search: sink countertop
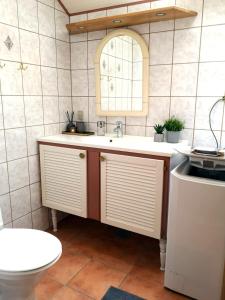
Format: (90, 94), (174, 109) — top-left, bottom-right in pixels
(38, 134), (189, 157)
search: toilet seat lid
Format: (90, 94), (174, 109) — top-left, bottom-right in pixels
(0, 229), (62, 272)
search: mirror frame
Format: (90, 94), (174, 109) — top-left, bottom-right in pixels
(95, 29), (149, 116)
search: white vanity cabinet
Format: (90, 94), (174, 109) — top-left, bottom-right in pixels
(100, 153), (164, 239)
(40, 144), (87, 219)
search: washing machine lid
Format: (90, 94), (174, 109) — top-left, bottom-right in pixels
(0, 229), (62, 272)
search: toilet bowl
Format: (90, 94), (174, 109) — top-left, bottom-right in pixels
(0, 228), (62, 300)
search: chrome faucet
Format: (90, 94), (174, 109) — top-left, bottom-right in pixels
(113, 121), (123, 138)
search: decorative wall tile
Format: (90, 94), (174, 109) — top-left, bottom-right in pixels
(22, 65), (42, 96)
(13, 213), (32, 229)
(149, 65), (172, 96)
(125, 125), (146, 136)
(0, 130), (6, 163)
(18, 0), (38, 33)
(193, 129), (221, 148)
(88, 30), (106, 41)
(70, 32), (87, 43)
(41, 67), (58, 96)
(28, 155), (40, 184)
(2, 96), (25, 129)
(55, 10), (69, 42)
(8, 158), (29, 191)
(56, 40), (71, 69)
(0, 23), (20, 61)
(0, 163), (9, 195)
(20, 30), (40, 64)
(40, 35), (57, 67)
(10, 186), (31, 220)
(151, 0), (175, 8)
(170, 97), (196, 128)
(147, 97), (170, 126)
(72, 97), (89, 122)
(59, 97), (72, 122)
(203, 0), (225, 26)
(150, 31), (173, 65)
(150, 20), (174, 33)
(0, 0), (18, 26)
(30, 182), (42, 211)
(5, 128), (27, 161)
(88, 69), (96, 97)
(72, 70), (88, 96)
(88, 40), (100, 69)
(71, 42), (87, 70)
(24, 96), (44, 126)
(43, 96), (59, 124)
(88, 97), (106, 123)
(173, 28), (201, 63)
(44, 123), (60, 136)
(0, 194), (11, 224)
(26, 125), (44, 155)
(38, 2), (55, 38)
(0, 99), (3, 129)
(197, 62), (225, 97)
(32, 207), (49, 230)
(195, 97), (224, 130)
(0, 62), (23, 95)
(200, 25), (225, 62)
(171, 63), (198, 96)
(58, 69), (71, 96)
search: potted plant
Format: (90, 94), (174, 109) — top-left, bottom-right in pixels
(153, 124), (165, 142)
(164, 117), (185, 143)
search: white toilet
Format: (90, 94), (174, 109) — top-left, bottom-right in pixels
(0, 209), (62, 300)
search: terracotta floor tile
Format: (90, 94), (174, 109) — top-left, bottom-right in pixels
(47, 252), (90, 285)
(68, 260), (126, 299)
(120, 274), (163, 299)
(95, 239), (138, 273)
(120, 275), (189, 300)
(35, 275), (63, 300)
(52, 286), (93, 300)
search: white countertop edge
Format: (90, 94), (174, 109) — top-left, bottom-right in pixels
(38, 134), (189, 158)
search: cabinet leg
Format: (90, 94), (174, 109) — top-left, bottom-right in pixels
(159, 239), (166, 271)
(51, 209), (58, 232)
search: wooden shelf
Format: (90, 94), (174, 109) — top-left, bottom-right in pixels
(66, 6), (197, 34)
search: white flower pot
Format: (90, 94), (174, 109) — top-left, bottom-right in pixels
(166, 131), (181, 143)
(154, 133), (164, 142)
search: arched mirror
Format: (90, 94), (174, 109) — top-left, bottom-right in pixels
(95, 29), (149, 116)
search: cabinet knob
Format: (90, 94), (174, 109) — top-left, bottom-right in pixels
(79, 153), (85, 159)
(100, 156), (106, 162)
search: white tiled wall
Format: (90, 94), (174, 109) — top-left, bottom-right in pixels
(70, 0), (225, 147)
(0, 0), (71, 229)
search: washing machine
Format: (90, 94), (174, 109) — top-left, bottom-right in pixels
(164, 153), (225, 300)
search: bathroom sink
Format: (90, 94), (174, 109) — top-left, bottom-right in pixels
(38, 134), (189, 157)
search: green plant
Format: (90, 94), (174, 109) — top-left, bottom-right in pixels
(154, 124), (164, 134)
(164, 117), (185, 132)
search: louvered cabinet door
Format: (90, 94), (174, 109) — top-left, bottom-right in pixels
(101, 153), (164, 239)
(40, 145), (87, 218)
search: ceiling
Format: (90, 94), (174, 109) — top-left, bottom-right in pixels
(60, 0), (149, 14)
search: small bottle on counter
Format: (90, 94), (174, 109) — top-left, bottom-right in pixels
(97, 121), (106, 136)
